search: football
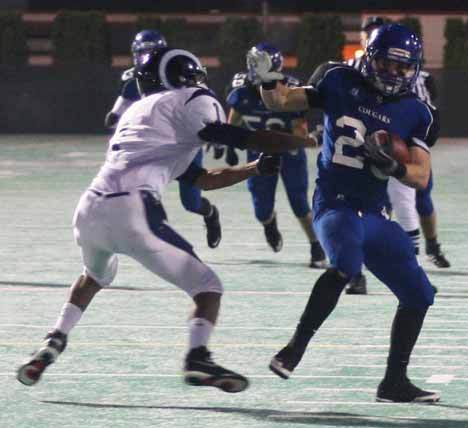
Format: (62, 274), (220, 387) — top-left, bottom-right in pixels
(371, 129), (410, 164)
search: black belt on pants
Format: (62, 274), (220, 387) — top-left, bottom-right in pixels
(89, 189), (130, 199)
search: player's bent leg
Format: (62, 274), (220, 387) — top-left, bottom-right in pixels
(247, 160), (281, 252)
(131, 193), (249, 392)
(270, 268), (349, 379)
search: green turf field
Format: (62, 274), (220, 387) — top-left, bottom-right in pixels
(1, 135), (467, 428)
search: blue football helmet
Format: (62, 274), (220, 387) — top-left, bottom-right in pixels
(131, 30), (168, 67)
(135, 48), (207, 96)
(246, 42), (284, 84)
(361, 23), (422, 96)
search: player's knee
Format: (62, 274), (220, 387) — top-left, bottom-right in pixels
(84, 256), (118, 288)
(191, 268), (223, 297)
(290, 195), (310, 218)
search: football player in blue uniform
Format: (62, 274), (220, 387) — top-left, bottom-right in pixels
(105, 30), (222, 248)
(346, 17), (450, 295)
(201, 24), (440, 403)
(225, 43), (326, 267)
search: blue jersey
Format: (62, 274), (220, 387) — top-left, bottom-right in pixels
(226, 72), (305, 134)
(118, 68), (140, 102)
(307, 63), (439, 213)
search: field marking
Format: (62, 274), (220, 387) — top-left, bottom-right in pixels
(4, 323), (468, 333)
(427, 374), (455, 384)
(5, 341), (468, 352)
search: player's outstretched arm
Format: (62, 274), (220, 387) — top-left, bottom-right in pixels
(199, 123), (318, 153)
(261, 82), (309, 112)
(194, 154), (280, 191)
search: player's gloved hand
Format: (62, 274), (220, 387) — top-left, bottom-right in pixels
(206, 143), (225, 160)
(309, 124), (324, 146)
(363, 135), (406, 178)
(256, 153), (281, 176)
(246, 47), (284, 83)
(225, 146), (239, 166)
(199, 122), (253, 150)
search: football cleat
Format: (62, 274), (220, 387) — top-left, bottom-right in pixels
(345, 273), (368, 295)
(184, 346), (249, 393)
(269, 345), (305, 379)
(17, 330), (67, 386)
(426, 243), (450, 268)
(263, 213), (283, 252)
(376, 377), (440, 403)
(310, 241), (328, 269)
(204, 205), (221, 249)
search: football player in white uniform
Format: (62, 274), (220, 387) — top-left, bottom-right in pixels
(16, 48), (281, 393)
(105, 30), (223, 250)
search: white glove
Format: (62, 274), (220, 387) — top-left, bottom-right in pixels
(246, 47), (284, 83)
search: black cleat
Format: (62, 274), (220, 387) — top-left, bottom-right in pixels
(426, 243), (450, 268)
(184, 346), (249, 393)
(264, 213), (283, 252)
(204, 205), (221, 249)
(345, 273), (367, 295)
(17, 330), (67, 386)
(269, 345), (304, 379)
(376, 377), (440, 403)
(310, 241), (328, 268)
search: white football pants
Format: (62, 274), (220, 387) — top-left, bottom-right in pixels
(72, 190), (223, 297)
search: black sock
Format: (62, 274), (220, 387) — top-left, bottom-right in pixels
(384, 305), (428, 381)
(199, 197), (213, 217)
(288, 269), (349, 351)
(426, 237), (439, 254)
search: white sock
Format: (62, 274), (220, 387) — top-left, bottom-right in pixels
(53, 302), (83, 335)
(188, 317), (214, 350)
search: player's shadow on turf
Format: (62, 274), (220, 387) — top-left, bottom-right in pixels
(425, 269), (468, 277)
(40, 401), (468, 427)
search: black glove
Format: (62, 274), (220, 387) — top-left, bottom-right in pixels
(198, 122), (253, 150)
(206, 143), (225, 159)
(225, 146), (239, 166)
(363, 136), (406, 179)
(256, 153), (281, 176)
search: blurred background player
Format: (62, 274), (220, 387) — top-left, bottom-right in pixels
(105, 30), (222, 249)
(16, 47), (284, 393)
(346, 16), (450, 295)
(225, 42), (326, 267)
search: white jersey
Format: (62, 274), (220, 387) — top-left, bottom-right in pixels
(91, 86), (226, 198)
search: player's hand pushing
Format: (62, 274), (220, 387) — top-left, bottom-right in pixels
(256, 153), (281, 176)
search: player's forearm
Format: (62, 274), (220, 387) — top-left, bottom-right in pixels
(398, 164), (430, 189)
(195, 163), (258, 190)
(245, 129), (316, 152)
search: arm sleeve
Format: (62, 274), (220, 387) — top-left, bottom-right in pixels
(409, 104), (440, 151)
(303, 62), (342, 109)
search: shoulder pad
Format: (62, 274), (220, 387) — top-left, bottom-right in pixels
(307, 61), (348, 86)
(121, 67), (135, 82)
